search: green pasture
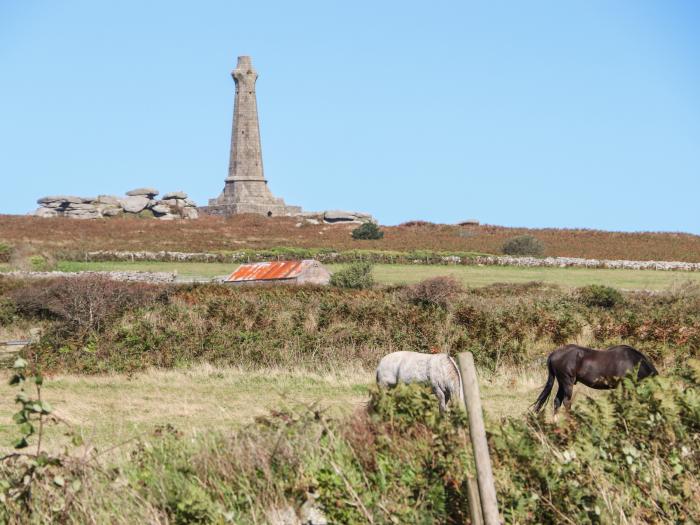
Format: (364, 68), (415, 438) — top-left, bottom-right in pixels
(35, 260), (700, 290)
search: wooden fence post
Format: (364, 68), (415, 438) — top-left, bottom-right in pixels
(466, 476), (484, 525)
(457, 352), (500, 525)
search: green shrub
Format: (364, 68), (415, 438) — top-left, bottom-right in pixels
(29, 255), (55, 271)
(329, 261), (374, 289)
(501, 235), (544, 256)
(577, 284), (624, 308)
(0, 243), (12, 263)
(351, 222), (384, 240)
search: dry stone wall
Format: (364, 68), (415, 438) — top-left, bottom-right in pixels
(34, 188), (199, 220)
(64, 250), (700, 272)
(4, 271), (177, 283)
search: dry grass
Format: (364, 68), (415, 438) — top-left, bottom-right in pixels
(0, 365), (370, 457)
(0, 364), (567, 457)
(2, 214), (700, 261)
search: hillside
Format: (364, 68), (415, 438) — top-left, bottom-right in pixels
(2, 214), (700, 262)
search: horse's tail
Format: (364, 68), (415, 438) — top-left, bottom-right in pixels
(532, 354), (556, 412)
(447, 355), (464, 405)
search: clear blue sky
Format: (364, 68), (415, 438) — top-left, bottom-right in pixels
(1, 1), (699, 233)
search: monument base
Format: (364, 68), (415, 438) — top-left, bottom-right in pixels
(198, 203), (303, 217)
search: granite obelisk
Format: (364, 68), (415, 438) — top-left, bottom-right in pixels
(204, 56), (301, 216)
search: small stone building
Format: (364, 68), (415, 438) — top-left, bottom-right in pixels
(224, 260), (331, 286)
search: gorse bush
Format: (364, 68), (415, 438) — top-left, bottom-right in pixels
(403, 276), (463, 308)
(576, 284), (624, 308)
(351, 222), (384, 240)
(501, 235), (545, 256)
(329, 261), (374, 289)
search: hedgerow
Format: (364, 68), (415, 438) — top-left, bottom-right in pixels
(0, 276), (696, 374)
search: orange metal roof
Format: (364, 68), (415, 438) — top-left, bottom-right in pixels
(225, 260), (308, 282)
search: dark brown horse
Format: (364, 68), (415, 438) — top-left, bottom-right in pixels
(533, 344), (658, 413)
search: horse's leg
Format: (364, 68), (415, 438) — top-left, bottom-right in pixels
(553, 385), (565, 413)
(562, 381), (574, 411)
(434, 387), (447, 414)
(555, 376), (575, 412)
(553, 373), (575, 414)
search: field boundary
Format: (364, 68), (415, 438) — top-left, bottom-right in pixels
(58, 249), (700, 272)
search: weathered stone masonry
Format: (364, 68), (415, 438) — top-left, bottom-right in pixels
(200, 56), (302, 217)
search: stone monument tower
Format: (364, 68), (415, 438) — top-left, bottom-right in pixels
(202, 56), (301, 217)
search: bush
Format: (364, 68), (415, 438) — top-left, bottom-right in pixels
(351, 222), (384, 240)
(11, 276), (165, 341)
(492, 363), (700, 523)
(0, 243), (12, 263)
(29, 254), (55, 271)
(329, 262), (374, 289)
(402, 276), (463, 308)
(577, 284), (623, 308)
(501, 235), (544, 256)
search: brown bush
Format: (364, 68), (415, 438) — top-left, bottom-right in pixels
(11, 276), (165, 340)
(402, 276), (463, 308)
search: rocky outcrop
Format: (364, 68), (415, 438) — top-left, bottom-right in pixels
(322, 210), (374, 224)
(34, 189), (199, 220)
(290, 211), (375, 225)
(126, 187), (159, 197)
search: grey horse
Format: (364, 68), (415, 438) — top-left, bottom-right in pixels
(375, 351), (464, 412)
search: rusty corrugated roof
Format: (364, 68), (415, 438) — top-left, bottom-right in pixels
(226, 260), (308, 282)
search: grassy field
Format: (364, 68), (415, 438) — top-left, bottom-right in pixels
(0, 365), (549, 457)
(51, 259), (700, 290)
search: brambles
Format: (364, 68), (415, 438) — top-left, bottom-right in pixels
(501, 235), (545, 257)
(329, 261), (374, 289)
(402, 276), (463, 308)
(351, 222), (384, 240)
(576, 284), (624, 308)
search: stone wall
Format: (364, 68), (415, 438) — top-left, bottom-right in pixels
(58, 250), (700, 272)
(34, 188), (199, 220)
(4, 270), (177, 283)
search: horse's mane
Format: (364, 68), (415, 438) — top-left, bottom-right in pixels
(610, 344), (650, 360)
(581, 344), (650, 362)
